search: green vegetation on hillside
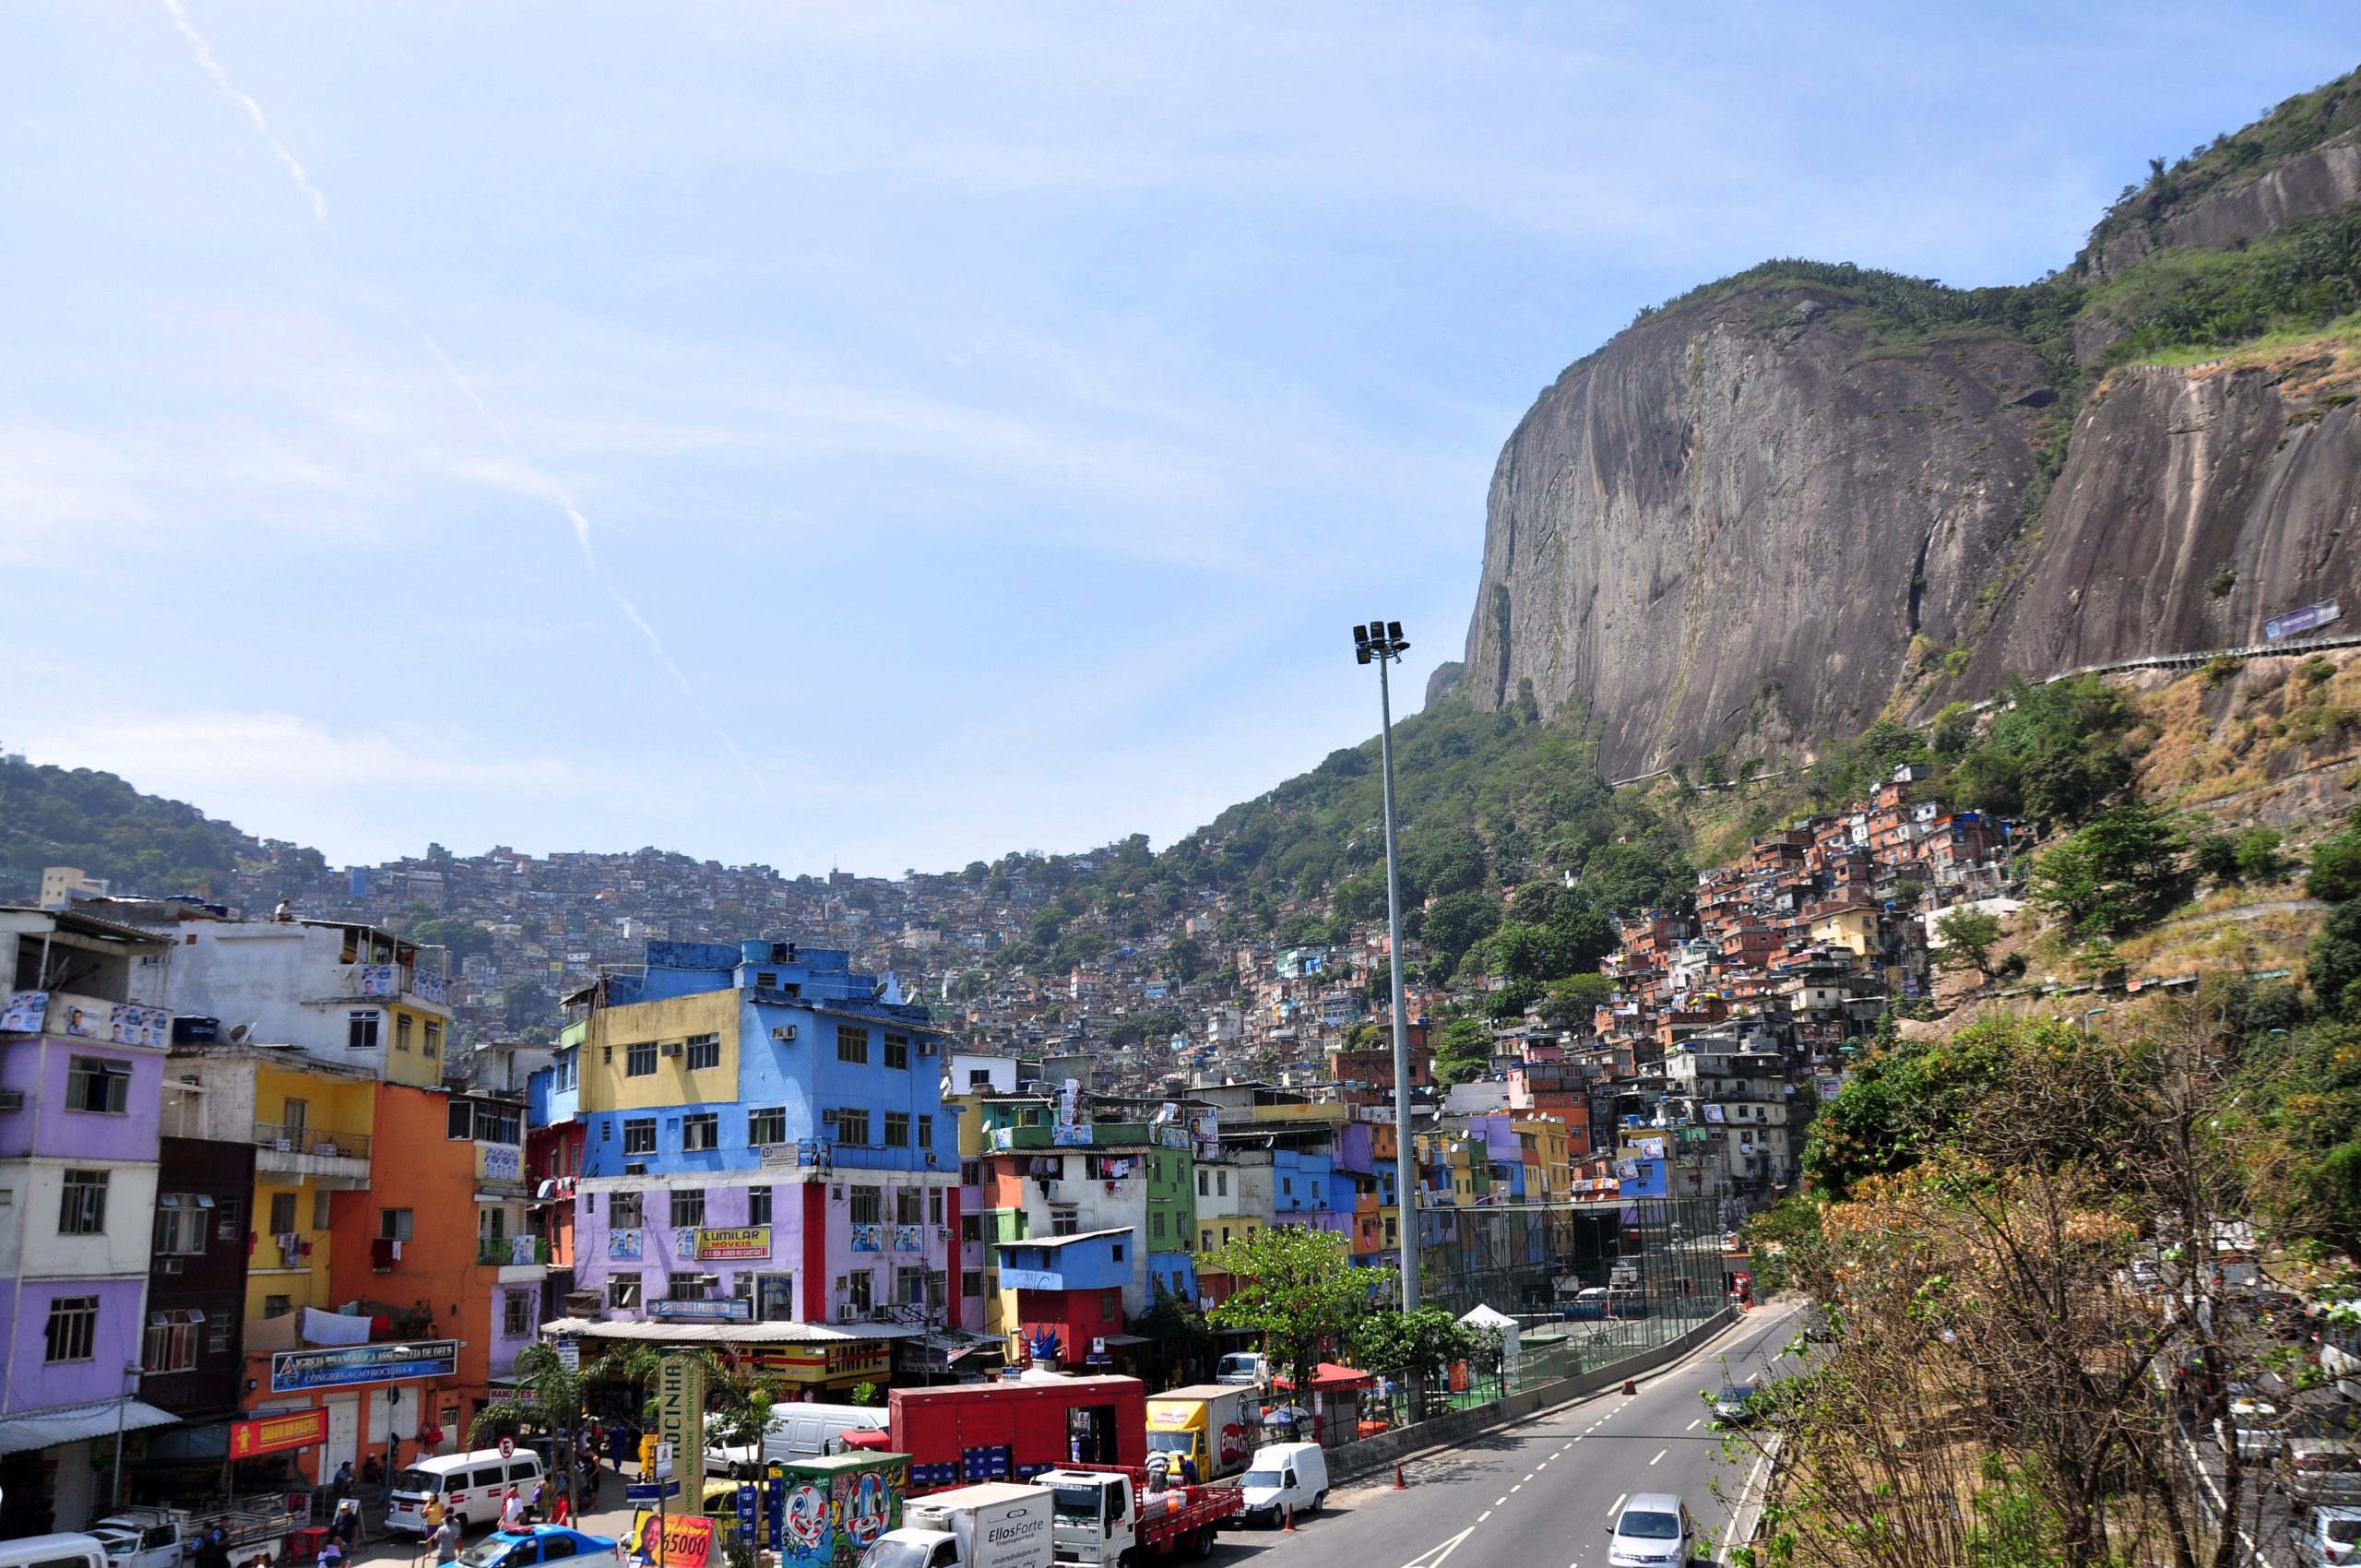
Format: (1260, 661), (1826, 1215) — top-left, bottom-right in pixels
(0, 754), (317, 904)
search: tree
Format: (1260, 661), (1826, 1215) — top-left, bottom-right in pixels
(1204, 1227), (1366, 1398)
(2309, 824), (2361, 902)
(1167, 934), (1205, 983)
(469, 1342), (588, 1517)
(608, 1345), (779, 1459)
(1430, 1015), (1494, 1087)
(1419, 890), (1501, 975)
(2027, 802), (2187, 935)
(1347, 1307), (1474, 1384)
(1536, 972), (1615, 1028)
(1932, 907), (2005, 980)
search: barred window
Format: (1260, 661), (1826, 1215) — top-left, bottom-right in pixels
(836, 1026), (869, 1064)
(59, 1169), (108, 1235)
(623, 1119), (657, 1155)
(625, 1041), (658, 1077)
(685, 1034), (721, 1072)
(65, 1057), (131, 1115)
(748, 1106), (787, 1146)
(44, 1295), (98, 1362)
(682, 1113), (719, 1152)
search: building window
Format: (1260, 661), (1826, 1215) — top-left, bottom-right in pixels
(215, 1196), (243, 1243)
(848, 1186), (881, 1225)
(267, 1191), (298, 1235)
(1101, 1289), (1120, 1322)
(153, 1197), (208, 1255)
(685, 1034), (721, 1072)
(669, 1272), (710, 1301)
(623, 1119), (657, 1155)
(208, 1319), (232, 1357)
(45, 1295), (99, 1362)
(748, 1106), (787, 1146)
(449, 1099), (476, 1139)
(1051, 1207), (1078, 1237)
(883, 1033), (908, 1071)
(65, 1057), (131, 1114)
(473, 1102), (521, 1145)
(144, 1311), (201, 1372)
(896, 1188), (923, 1226)
(262, 1295), (292, 1319)
(626, 1041), (657, 1077)
(608, 1277), (640, 1311)
(348, 1011), (380, 1051)
(961, 1214), (982, 1242)
(611, 1191), (644, 1229)
(1152, 1211), (1166, 1239)
(831, 1109), (871, 1146)
(884, 1113), (910, 1148)
(1216, 1170), (1228, 1196)
(836, 1026), (869, 1064)
(756, 1274), (793, 1321)
(423, 1022), (442, 1059)
(962, 1269), (984, 1300)
(1202, 1229), (1214, 1251)
(1197, 1170), (1209, 1196)
(1110, 1241), (1124, 1262)
(748, 1185), (772, 1225)
(503, 1290), (533, 1336)
(896, 1266), (927, 1305)
(59, 1169), (109, 1235)
(553, 1050), (577, 1092)
(682, 1113), (719, 1152)
(918, 1115), (934, 1150)
(670, 1188), (706, 1229)
(844, 1271), (873, 1314)
(929, 1188), (943, 1225)
(960, 1160), (981, 1186)
(397, 1015), (414, 1053)
(380, 1208), (414, 1241)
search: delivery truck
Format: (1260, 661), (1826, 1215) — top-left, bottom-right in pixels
(1143, 1385), (1259, 1481)
(843, 1376), (1147, 1494)
(857, 1481), (1055, 1568)
(1031, 1466), (1240, 1564)
(767, 1451), (911, 1568)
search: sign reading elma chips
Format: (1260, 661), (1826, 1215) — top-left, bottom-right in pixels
(270, 1339), (458, 1394)
(230, 1408), (330, 1459)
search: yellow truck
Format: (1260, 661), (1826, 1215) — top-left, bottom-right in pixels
(1144, 1384), (1259, 1481)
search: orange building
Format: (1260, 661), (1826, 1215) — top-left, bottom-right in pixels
(326, 1082), (544, 1454)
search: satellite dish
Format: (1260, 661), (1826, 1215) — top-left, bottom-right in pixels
(227, 1023), (252, 1044)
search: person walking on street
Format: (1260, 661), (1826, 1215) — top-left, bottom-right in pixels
(500, 1486), (526, 1532)
(432, 1514), (460, 1568)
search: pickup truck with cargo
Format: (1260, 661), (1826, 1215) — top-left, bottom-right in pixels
(90, 1504), (298, 1568)
(856, 1482), (1055, 1568)
(1031, 1466), (1240, 1564)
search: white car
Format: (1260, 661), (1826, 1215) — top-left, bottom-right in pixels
(2302, 1505), (2361, 1566)
(1606, 1491), (1694, 1567)
(2214, 1396), (2280, 1459)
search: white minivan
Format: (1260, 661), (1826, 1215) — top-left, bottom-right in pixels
(0, 1536), (108, 1568)
(1238, 1442), (1327, 1526)
(387, 1447), (547, 1536)
(708, 1402), (894, 1475)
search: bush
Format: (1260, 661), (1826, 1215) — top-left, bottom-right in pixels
(2310, 829), (2361, 902)
(2027, 802), (2188, 935)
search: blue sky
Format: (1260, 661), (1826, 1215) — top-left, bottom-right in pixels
(5, 6), (2355, 875)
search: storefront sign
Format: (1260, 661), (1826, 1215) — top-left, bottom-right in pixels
(758, 1339), (892, 1385)
(230, 1408), (331, 1459)
(648, 1297), (752, 1323)
(694, 1226), (772, 1261)
(270, 1338), (458, 1393)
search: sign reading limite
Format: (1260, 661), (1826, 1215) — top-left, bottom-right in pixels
(656, 1353), (706, 1510)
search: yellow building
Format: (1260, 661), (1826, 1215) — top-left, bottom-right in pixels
(1809, 904), (1880, 960)
(571, 988), (741, 1111)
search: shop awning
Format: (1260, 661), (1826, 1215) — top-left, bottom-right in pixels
(0, 1398), (177, 1457)
(540, 1317), (931, 1345)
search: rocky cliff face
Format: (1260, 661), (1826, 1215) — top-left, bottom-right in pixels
(1461, 289), (2054, 778)
(1458, 83), (2361, 778)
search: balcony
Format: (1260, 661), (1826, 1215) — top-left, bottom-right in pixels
(0, 991), (171, 1046)
(254, 1121), (372, 1182)
(478, 1233), (550, 1283)
(317, 962), (449, 1011)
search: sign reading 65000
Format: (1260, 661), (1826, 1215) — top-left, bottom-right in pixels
(270, 1339), (459, 1393)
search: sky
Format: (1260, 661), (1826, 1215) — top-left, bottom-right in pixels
(4, 6), (2357, 877)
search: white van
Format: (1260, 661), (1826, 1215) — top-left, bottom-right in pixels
(0, 1535), (108, 1568)
(709, 1403), (892, 1475)
(387, 1447), (547, 1536)
(1238, 1442), (1327, 1526)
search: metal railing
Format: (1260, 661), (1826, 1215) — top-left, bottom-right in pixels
(253, 1123), (372, 1160)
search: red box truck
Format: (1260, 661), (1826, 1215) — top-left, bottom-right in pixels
(844, 1375), (1148, 1493)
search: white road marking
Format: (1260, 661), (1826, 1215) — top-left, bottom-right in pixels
(1611, 1492), (1627, 1515)
(1478, 1510), (1492, 1523)
(1536, 1458), (1550, 1468)
(1398, 1525), (1477, 1568)
(1494, 1496), (1508, 1507)
(1649, 1448), (1667, 1466)
(1686, 1419), (1700, 1431)
(1511, 1483), (1524, 1493)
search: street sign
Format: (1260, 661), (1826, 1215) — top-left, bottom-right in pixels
(625, 1481), (683, 1505)
(555, 1339), (580, 1373)
(498, 1435), (515, 1459)
(652, 1442), (674, 1479)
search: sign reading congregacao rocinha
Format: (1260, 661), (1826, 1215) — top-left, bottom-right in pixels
(270, 1339), (459, 1393)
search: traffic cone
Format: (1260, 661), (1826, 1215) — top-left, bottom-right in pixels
(1621, 1376), (1637, 1396)
(1394, 1463), (1407, 1491)
(1284, 1505), (1297, 1533)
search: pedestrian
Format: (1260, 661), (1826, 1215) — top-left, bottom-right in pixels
(548, 1489), (571, 1527)
(319, 1536), (345, 1568)
(500, 1485), (526, 1532)
(422, 1493), (445, 1533)
(607, 1424), (629, 1473)
(1178, 1453), (1199, 1486)
(191, 1526), (229, 1568)
(432, 1514), (461, 1567)
(526, 1477), (546, 1525)
(361, 1455), (383, 1492)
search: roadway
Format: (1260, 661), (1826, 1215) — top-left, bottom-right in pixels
(1206, 1301), (1802, 1568)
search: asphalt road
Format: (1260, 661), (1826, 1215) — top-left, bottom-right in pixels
(1203, 1302), (1802, 1568)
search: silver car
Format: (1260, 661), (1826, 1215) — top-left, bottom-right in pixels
(2286, 1439), (2361, 1506)
(2301, 1505), (2361, 1567)
(1606, 1491), (1694, 1568)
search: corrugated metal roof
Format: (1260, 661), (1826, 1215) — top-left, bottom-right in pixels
(540, 1318), (931, 1344)
(0, 1398), (176, 1456)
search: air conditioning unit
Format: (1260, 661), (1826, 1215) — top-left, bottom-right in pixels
(916, 1039), (938, 1056)
(156, 1257), (184, 1275)
(659, 1041), (684, 1058)
(0, 1089), (23, 1111)
(771, 1026), (798, 1043)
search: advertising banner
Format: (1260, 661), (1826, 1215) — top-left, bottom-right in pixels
(230, 1408), (330, 1458)
(270, 1339), (458, 1393)
(694, 1227), (772, 1261)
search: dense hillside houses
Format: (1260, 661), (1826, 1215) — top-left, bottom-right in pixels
(0, 760), (2028, 1531)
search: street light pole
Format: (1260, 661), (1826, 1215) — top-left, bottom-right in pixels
(1353, 620), (1421, 1314)
(113, 1360), (140, 1509)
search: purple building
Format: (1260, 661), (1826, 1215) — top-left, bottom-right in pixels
(0, 908), (174, 1536)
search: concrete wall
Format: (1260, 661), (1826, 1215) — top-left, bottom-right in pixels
(1323, 1306), (1739, 1481)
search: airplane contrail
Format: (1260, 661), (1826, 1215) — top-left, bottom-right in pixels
(160, 0), (328, 229)
(160, 1), (747, 772)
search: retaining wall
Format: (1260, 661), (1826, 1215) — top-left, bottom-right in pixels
(1324, 1305), (1743, 1479)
